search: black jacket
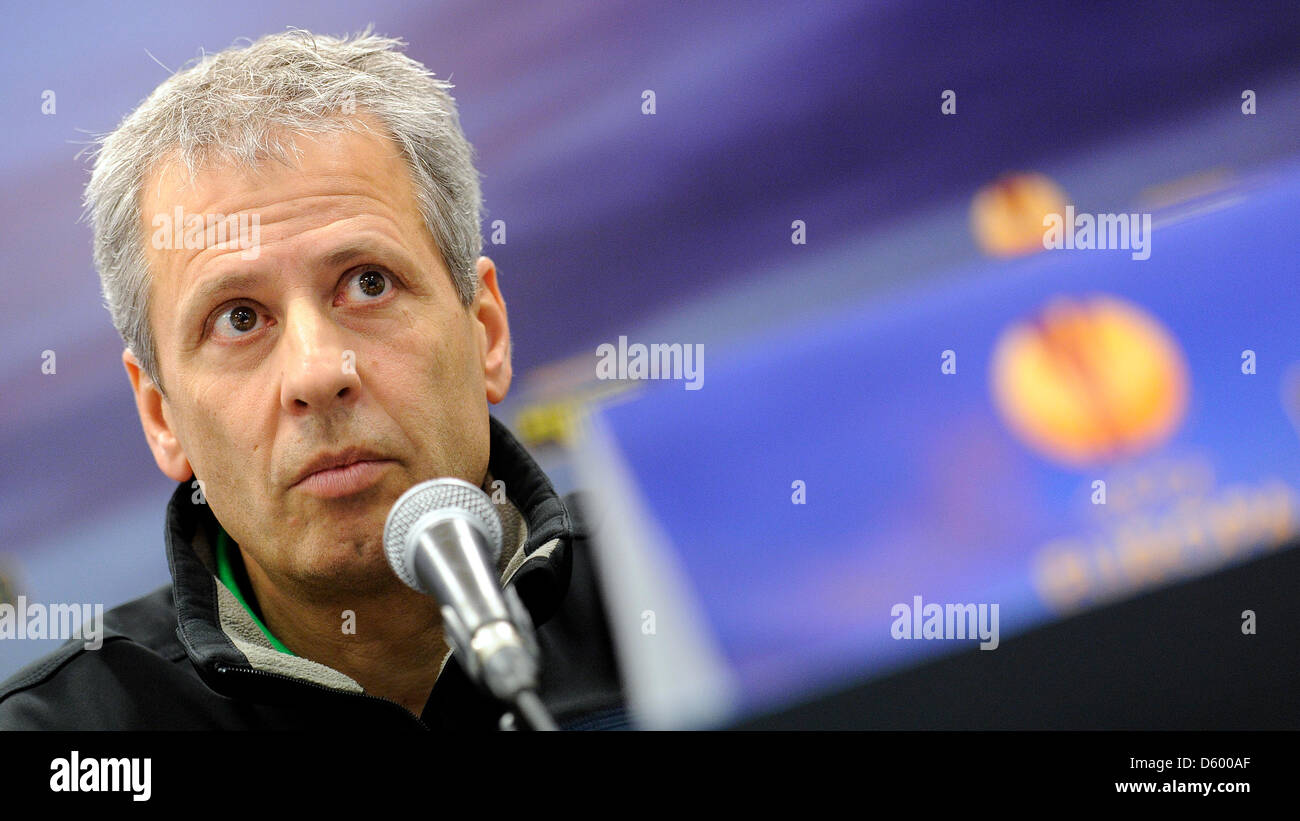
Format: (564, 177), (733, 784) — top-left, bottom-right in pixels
(0, 418), (631, 730)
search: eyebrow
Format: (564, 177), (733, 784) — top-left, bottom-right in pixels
(177, 239), (412, 337)
(320, 240), (392, 270)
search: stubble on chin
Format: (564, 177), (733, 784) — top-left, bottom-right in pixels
(280, 537), (406, 602)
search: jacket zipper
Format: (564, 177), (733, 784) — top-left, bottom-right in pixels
(213, 663), (432, 730)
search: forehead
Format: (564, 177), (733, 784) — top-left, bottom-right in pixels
(140, 118), (419, 225)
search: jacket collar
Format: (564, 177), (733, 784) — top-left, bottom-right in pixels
(164, 415), (575, 697)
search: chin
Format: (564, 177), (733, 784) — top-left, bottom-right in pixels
(294, 537), (399, 596)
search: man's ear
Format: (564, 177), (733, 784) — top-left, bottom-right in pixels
(122, 349), (193, 482)
(474, 256), (513, 404)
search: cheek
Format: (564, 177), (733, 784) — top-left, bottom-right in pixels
(371, 331), (463, 421)
(192, 380), (251, 448)
(387, 305), (477, 385)
(182, 379), (273, 496)
(371, 312), (486, 457)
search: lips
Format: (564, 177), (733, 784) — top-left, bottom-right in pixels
(291, 447), (391, 489)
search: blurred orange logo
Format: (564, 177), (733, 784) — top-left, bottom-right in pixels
(990, 294), (1189, 467)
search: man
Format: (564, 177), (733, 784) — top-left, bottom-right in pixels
(0, 29), (629, 730)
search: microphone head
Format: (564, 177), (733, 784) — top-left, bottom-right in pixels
(383, 477), (504, 594)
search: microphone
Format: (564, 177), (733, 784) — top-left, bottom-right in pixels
(383, 477), (556, 731)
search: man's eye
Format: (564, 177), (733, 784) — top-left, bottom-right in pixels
(214, 304), (264, 338)
(347, 269), (390, 300)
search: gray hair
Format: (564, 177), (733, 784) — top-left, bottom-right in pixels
(84, 27), (483, 394)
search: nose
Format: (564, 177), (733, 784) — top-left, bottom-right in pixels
(278, 299), (362, 412)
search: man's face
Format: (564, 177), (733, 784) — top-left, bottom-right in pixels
(128, 120), (510, 599)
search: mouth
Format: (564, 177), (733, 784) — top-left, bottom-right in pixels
(292, 449), (395, 499)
